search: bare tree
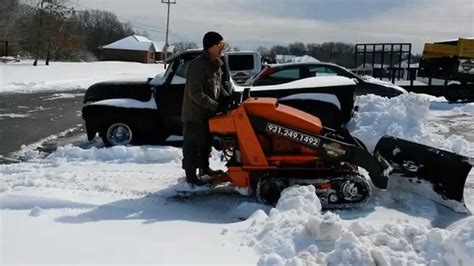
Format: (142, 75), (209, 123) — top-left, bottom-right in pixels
(70, 9), (135, 57)
(135, 30), (150, 38)
(172, 41), (198, 53)
(2, 1), (135, 62)
(0, 0), (35, 56)
(288, 42), (306, 56)
(256, 46), (270, 56)
(269, 45), (289, 57)
(29, 0), (74, 66)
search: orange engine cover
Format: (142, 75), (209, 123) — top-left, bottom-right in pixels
(210, 98), (323, 137)
(243, 98), (323, 135)
(209, 98), (325, 187)
(258, 133), (316, 156)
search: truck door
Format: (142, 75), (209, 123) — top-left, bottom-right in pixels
(156, 55), (197, 134)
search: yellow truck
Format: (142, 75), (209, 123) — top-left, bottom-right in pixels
(418, 38), (474, 101)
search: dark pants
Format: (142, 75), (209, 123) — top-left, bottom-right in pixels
(182, 121), (213, 174)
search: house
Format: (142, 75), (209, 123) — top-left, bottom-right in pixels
(152, 41), (175, 61)
(100, 35), (175, 63)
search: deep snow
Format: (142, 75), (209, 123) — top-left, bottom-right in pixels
(1, 92), (473, 264)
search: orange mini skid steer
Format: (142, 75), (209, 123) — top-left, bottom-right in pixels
(207, 97), (473, 212)
(209, 97), (389, 209)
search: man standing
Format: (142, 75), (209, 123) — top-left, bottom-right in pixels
(181, 31), (227, 186)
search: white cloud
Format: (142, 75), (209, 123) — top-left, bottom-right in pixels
(74, 0), (473, 52)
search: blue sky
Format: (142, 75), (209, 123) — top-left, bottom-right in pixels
(74, 0), (473, 53)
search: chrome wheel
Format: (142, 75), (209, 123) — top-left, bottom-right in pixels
(106, 123), (133, 146)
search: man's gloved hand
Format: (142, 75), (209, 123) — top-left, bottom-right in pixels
(216, 96), (233, 113)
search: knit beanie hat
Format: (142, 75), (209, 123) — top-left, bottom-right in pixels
(203, 31), (223, 50)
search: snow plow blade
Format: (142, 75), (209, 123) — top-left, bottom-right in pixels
(374, 136), (473, 213)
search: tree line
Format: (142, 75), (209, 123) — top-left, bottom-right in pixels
(257, 42), (355, 67)
(0, 0), (135, 65)
(1, 0), (418, 68)
(257, 42), (419, 68)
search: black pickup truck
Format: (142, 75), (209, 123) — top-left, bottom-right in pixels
(82, 50), (358, 146)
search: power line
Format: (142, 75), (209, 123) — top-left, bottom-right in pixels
(161, 0), (176, 62)
(128, 20), (191, 42)
(122, 23), (191, 43)
(70, 1), (194, 43)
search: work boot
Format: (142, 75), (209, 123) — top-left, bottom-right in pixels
(199, 167), (224, 177)
(185, 169), (208, 187)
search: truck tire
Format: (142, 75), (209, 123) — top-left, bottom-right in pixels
(101, 121), (136, 147)
(444, 84), (461, 102)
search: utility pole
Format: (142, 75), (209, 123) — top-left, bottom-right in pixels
(161, 0), (176, 64)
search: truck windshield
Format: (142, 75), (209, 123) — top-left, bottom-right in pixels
(228, 54), (254, 71)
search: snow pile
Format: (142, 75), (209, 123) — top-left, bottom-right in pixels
(350, 93), (431, 151)
(242, 186), (342, 265)
(445, 217), (474, 265)
(48, 144), (182, 163)
(349, 93), (472, 155)
(242, 186), (474, 265)
(456, 103), (474, 114)
(29, 206), (43, 217)
(291, 55), (320, 63)
(1, 144), (228, 198)
(430, 101), (474, 115)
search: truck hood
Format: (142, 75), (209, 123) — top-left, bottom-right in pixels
(83, 80), (152, 103)
(362, 75), (408, 94)
(233, 76), (356, 92)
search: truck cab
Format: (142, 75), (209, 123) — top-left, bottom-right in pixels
(225, 51), (262, 86)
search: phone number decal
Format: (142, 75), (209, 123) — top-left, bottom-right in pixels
(265, 123), (320, 147)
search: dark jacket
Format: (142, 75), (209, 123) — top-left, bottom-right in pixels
(181, 50), (224, 123)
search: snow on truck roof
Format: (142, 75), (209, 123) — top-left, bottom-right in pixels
(233, 76), (356, 92)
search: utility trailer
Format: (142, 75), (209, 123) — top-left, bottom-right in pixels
(354, 40), (474, 101)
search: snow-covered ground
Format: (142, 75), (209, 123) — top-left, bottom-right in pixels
(1, 90), (474, 264)
(0, 60), (163, 94)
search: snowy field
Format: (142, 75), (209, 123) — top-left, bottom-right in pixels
(0, 60), (163, 94)
(1, 60), (474, 265)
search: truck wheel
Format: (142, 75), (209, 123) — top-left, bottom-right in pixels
(101, 122), (134, 147)
(256, 178), (288, 205)
(445, 84), (460, 102)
